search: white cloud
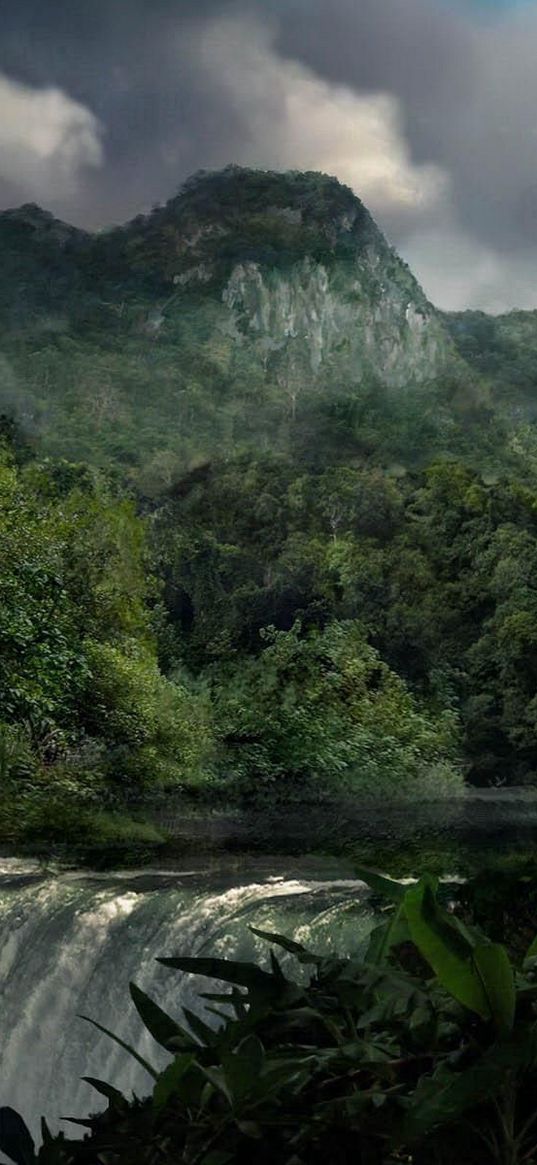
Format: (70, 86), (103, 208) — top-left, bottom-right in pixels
(192, 15), (450, 221)
(0, 72), (103, 201)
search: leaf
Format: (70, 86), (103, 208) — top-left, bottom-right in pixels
(182, 1007), (218, 1047)
(61, 1119), (95, 1130)
(270, 949), (285, 981)
(129, 982), (195, 1051)
(204, 986), (248, 1020)
(221, 1036), (265, 1105)
(524, 932), (537, 969)
(152, 1055), (194, 1111)
(472, 943), (515, 1035)
(249, 927), (323, 966)
(39, 1120), (53, 1149)
(450, 913), (485, 950)
(157, 956), (276, 993)
(354, 866), (406, 903)
(200, 1153), (234, 1165)
(258, 1054), (319, 1098)
(78, 1014), (158, 1080)
(408, 1005), (436, 1046)
(81, 1077), (126, 1105)
(236, 1120), (263, 1139)
(402, 877), (491, 1020)
(199, 1065), (232, 1106)
(364, 902), (409, 966)
(400, 1060), (501, 1143)
(204, 1005), (232, 1024)
(0, 1110), (35, 1165)
(399, 1025), (537, 1144)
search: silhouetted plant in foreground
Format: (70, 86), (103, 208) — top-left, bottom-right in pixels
(4, 870), (537, 1163)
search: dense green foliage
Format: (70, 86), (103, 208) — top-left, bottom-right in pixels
(4, 166), (537, 830)
(0, 429), (466, 834)
(0, 436), (213, 842)
(6, 870), (537, 1163)
(5, 164), (537, 1163)
(445, 308), (537, 475)
(209, 620), (460, 799)
(8, 404), (537, 826)
(153, 453), (537, 788)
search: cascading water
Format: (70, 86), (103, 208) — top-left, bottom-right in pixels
(0, 857), (377, 1138)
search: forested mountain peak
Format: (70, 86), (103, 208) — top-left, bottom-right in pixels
(117, 165), (387, 279)
(0, 166), (459, 483)
(0, 167), (535, 498)
(97, 165), (448, 386)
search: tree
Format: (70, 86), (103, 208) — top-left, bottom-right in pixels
(211, 619), (462, 800)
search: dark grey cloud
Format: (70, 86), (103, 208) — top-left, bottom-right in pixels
(1, 0), (537, 309)
(0, 0), (243, 223)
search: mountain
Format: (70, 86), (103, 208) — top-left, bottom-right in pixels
(7, 166), (537, 492)
(99, 166), (450, 389)
(0, 166), (470, 491)
(5, 168), (537, 795)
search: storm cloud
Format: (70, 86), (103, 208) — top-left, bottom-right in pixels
(1, 0), (537, 310)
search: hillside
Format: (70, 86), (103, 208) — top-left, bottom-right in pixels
(0, 166), (474, 493)
(4, 167), (537, 821)
(445, 308), (537, 474)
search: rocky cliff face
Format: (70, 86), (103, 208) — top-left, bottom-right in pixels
(222, 253), (445, 389)
(112, 166), (452, 391)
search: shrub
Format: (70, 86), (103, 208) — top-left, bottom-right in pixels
(211, 620), (463, 801)
(83, 639), (214, 791)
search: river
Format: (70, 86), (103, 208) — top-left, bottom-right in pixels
(3, 789), (537, 1142)
(0, 855), (377, 1138)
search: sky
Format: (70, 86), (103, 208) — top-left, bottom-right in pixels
(0, 0), (537, 312)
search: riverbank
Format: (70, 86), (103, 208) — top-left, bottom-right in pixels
(3, 787), (537, 874)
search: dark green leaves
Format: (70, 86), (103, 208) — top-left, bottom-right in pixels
(0, 1108), (36, 1165)
(402, 876), (515, 1032)
(364, 904), (409, 966)
(152, 1055), (194, 1112)
(219, 1036), (266, 1106)
(472, 942), (515, 1036)
(249, 927), (323, 966)
(403, 876), (491, 1019)
(129, 982), (197, 1051)
(81, 1078), (126, 1106)
(156, 956), (275, 993)
(401, 1024), (537, 1144)
(10, 869), (537, 1164)
(354, 866), (406, 903)
(78, 1014), (158, 1080)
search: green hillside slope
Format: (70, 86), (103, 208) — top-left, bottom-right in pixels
(0, 167), (478, 493)
(4, 167), (537, 835)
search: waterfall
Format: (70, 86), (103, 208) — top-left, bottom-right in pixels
(0, 857), (376, 1138)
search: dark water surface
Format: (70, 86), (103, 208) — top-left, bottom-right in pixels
(145, 788), (537, 857)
